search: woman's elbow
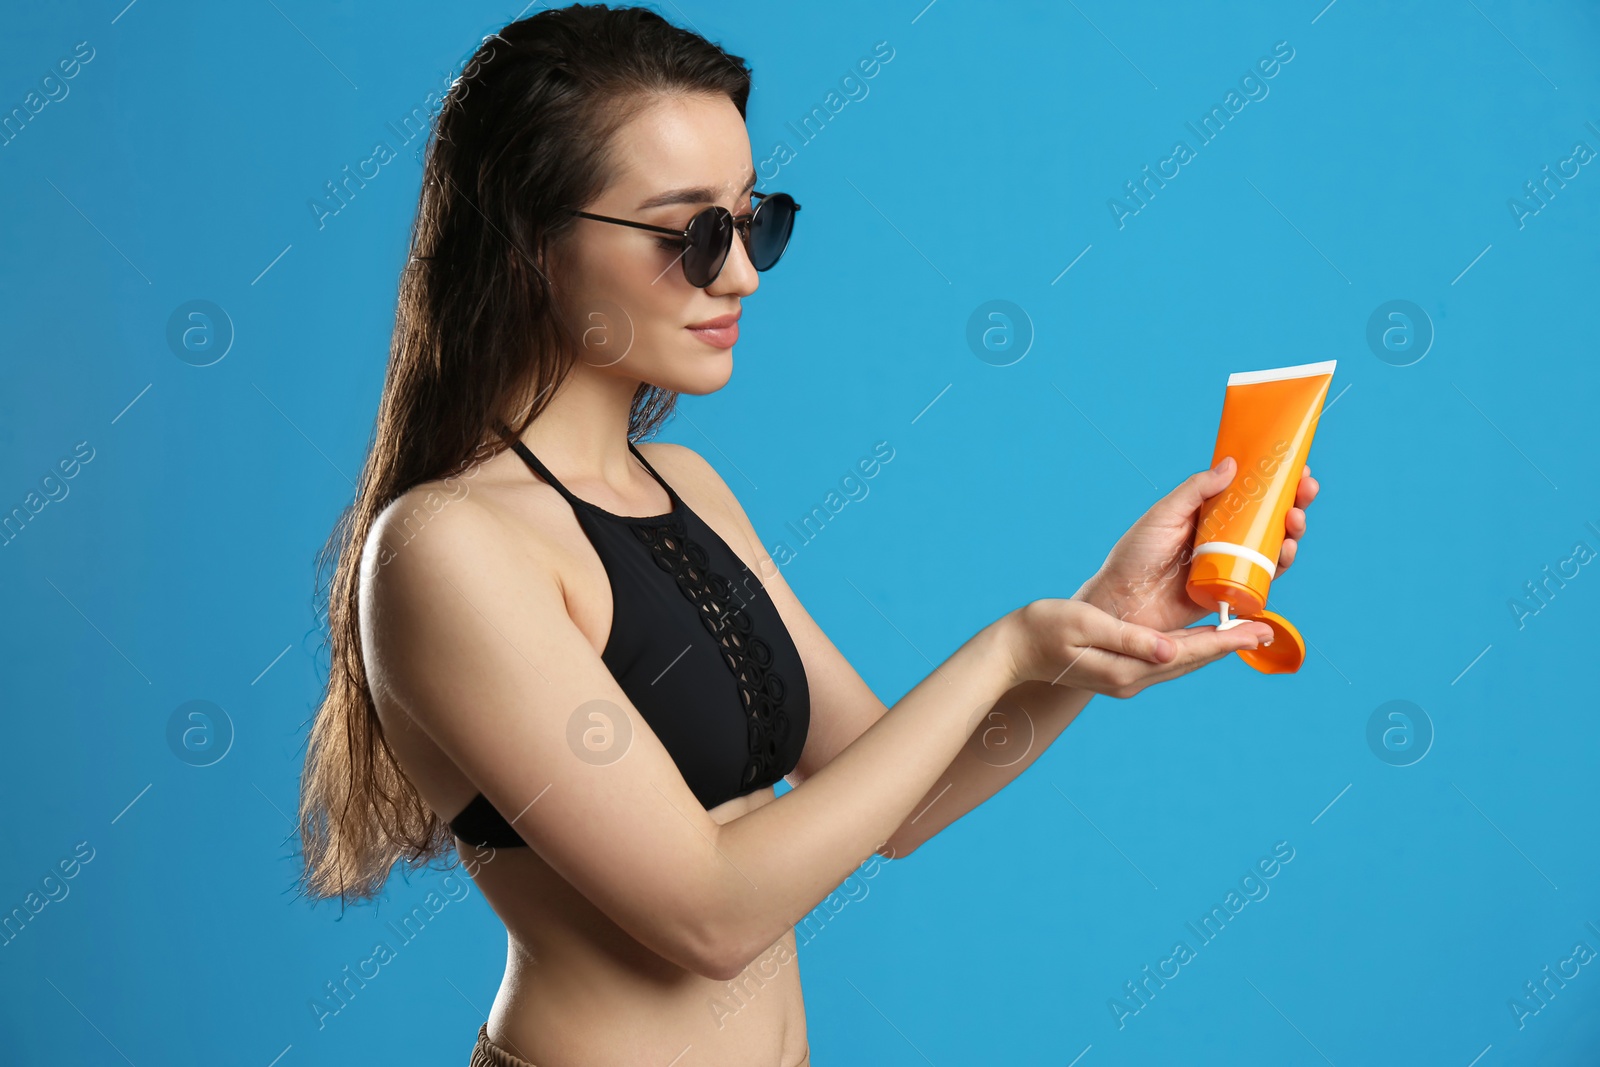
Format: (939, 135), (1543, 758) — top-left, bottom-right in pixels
(698, 952), (747, 984)
(640, 896), (741, 981)
(694, 903), (810, 982)
(677, 897), (768, 982)
(671, 922), (742, 982)
(698, 930), (764, 983)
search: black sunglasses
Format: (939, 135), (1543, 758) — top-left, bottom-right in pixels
(570, 190), (801, 288)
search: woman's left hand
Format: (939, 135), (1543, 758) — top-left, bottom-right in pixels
(1071, 456), (1321, 633)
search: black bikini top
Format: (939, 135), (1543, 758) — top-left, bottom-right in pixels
(446, 426), (811, 848)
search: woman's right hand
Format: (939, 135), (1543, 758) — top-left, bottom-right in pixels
(1003, 597), (1274, 699)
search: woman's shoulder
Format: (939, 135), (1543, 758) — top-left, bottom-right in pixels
(362, 468), (563, 595)
(634, 440), (734, 515)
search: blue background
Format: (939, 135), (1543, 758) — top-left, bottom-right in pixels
(2, 0), (1597, 1063)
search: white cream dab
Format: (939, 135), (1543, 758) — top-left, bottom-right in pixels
(1216, 601), (1272, 645)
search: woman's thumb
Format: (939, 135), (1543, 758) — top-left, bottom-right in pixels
(1170, 455), (1235, 511)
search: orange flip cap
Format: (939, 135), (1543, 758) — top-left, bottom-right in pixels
(1234, 609), (1305, 673)
(1185, 360), (1335, 675)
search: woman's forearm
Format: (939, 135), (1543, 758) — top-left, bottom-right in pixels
(708, 615), (1019, 973)
(879, 679), (1095, 857)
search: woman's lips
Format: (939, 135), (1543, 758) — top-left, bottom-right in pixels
(686, 312), (740, 349)
(686, 323), (739, 348)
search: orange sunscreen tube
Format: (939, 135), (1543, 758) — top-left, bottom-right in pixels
(1185, 359), (1336, 673)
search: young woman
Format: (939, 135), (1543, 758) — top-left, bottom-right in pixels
(294, 6), (1318, 1065)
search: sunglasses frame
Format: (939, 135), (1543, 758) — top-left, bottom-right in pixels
(570, 190), (801, 287)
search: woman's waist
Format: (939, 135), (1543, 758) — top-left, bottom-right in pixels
(490, 924), (806, 1063)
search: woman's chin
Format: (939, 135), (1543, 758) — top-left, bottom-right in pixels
(669, 356), (735, 396)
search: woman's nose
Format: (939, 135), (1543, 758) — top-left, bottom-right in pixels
(706, 228), (759, 295)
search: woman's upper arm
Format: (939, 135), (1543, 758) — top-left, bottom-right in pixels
(358, 495), (729, 977)
(652, 445), (889, 784)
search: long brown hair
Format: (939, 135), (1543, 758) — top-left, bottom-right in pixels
(294, 4), (753, 906)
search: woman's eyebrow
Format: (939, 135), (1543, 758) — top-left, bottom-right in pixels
(636, 169), (758, 210)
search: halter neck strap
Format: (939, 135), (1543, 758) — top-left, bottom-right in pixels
(492, 421), (681, 520)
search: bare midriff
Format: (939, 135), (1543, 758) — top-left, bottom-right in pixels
(462, 784), (810, 1067)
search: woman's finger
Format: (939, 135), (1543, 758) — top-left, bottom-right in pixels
(1135, 637), (1263, 687)
(1084, 610), (1177, 664)
(1053, 619), (1272, 695)
(1285, 506), (1307, 540)
(1050, 638), (1225, 692)
(1108, 622), (1273, 689)
(1162, 621), (1272, 644)
(1295, 472), (1319, 508)
(1278, 537), (1298, 571)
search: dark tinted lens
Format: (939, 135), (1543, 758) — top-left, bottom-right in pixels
(748, 193), (797, 270)
(684, 206), (733, 287)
